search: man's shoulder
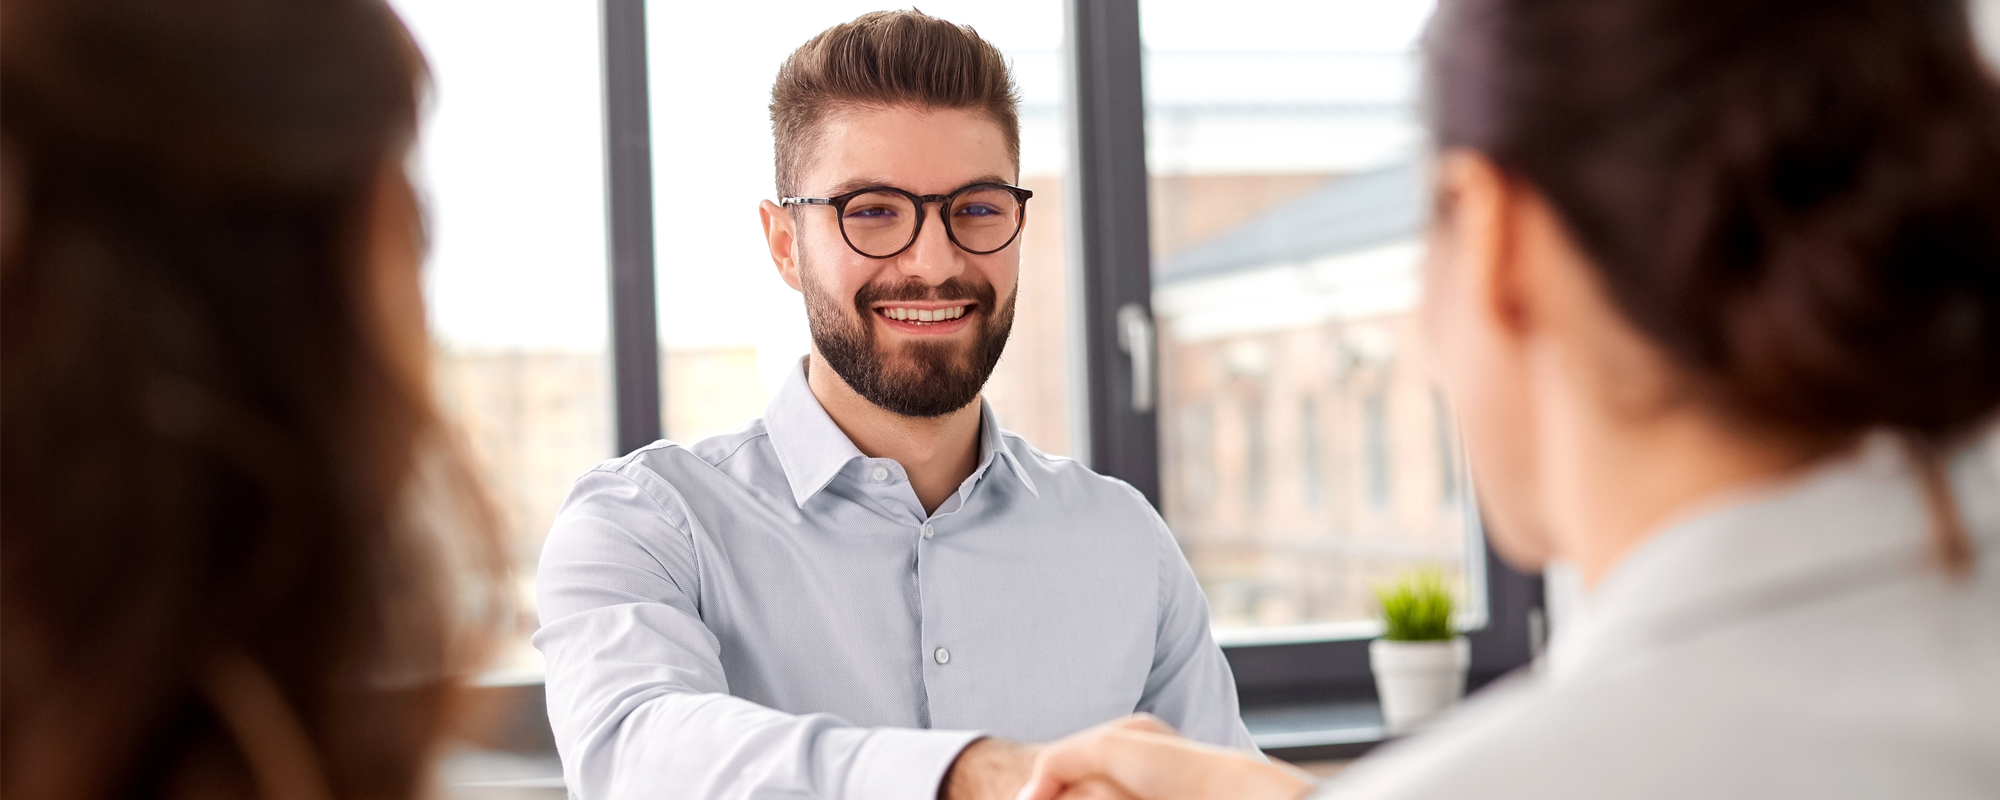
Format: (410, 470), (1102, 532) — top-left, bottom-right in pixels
(684, 418), (775, 468)
(993, 429), (1157, 513)
(570, 419), (775, 505)
(594, 419), (771, 475)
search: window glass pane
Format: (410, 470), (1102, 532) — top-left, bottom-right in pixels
(645, 2), (1074, 455)
(1142, 0), (1482, 642)
(390, 0), (611, 673)
(1980, 0), (2000, 68)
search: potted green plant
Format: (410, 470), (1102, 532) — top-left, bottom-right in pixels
(1369, 570), (1470, 735)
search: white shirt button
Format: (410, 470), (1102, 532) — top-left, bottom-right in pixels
(934, 647), (950, 665)
(921, 522), (934, 540)
(870, 466), (889, 481)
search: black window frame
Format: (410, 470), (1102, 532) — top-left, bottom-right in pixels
(599, 0), (1545, 758)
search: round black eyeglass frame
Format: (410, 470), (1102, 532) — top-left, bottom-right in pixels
(779, 182), (1034, 259)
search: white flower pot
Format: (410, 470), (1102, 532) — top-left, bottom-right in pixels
(1369, 637), (1470, 735)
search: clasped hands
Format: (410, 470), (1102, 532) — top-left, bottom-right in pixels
(945, 716), (1316, 800)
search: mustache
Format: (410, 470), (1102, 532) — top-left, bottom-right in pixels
(851, 277), (996, 309)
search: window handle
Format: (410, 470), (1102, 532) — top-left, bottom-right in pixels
(1116, 302), (1155, 413)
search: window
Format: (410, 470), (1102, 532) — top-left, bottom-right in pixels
(643, 0), (1075, 453)
(1143, 0), (1479, 642)
(1174, 404), (1216, 510)
(390, 0), (612, 677)
(1301, 397), (1322, 508)
(1243, 396), (1268, 514)
(1434, 388), (1460, 506)
(1363, 390), (1390, 511)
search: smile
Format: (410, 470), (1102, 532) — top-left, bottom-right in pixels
(874, 304), (973, 325)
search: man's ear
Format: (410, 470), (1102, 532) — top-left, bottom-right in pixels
(759, 199), (803, 292)
(1435, 149), (1532, 339)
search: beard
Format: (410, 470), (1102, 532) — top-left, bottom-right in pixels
(800, 256), (1017, 419)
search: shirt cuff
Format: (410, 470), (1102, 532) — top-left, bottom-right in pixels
(842, 727), (986, 800)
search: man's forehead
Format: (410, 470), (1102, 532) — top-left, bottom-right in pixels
(801, 106), (1018, 195)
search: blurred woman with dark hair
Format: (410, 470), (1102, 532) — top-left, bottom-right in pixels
(1, 1), (509, 798)
(1017, 0), (2000, 798)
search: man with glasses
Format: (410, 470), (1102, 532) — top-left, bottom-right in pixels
(533, 11), (1254, 800)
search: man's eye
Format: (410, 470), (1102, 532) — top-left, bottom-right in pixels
(846, 206), (899, 219)
(954, 204), (1001, 217)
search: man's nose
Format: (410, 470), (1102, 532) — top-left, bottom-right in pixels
(896, 203), (966, 285)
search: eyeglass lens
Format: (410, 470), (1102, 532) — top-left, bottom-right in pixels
(839, 186), (1023, 257)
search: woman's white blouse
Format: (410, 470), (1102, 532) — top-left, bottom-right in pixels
(1320, 435), (2000, 799)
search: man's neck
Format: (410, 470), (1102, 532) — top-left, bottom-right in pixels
(804, 352), (983, 515)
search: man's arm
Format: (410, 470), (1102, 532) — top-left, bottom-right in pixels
(1131, 504), (1258, 750)
(535, 465), (983, 800)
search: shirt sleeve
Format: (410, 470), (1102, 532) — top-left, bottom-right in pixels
(1131, 502), (1259, 751)
(532, 463), (984, 800)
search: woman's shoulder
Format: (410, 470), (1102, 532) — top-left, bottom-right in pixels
(1319, 566), (2000, 800)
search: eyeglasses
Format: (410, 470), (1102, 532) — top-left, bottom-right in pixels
(780, 182), (1034, 259)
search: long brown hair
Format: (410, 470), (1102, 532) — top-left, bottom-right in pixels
(1, 1), (508, 798)
(1425, 0), (2000, 569)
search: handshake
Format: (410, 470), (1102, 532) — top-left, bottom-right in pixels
(946, 716), (1318, 800)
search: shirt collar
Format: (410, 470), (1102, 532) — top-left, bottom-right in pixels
(764, 359), (1040, 508)
(974, 397), (1040, 499)
(765, 362), (867, 507)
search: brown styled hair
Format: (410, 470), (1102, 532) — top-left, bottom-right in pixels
(1, 1), (507, 798)
(1425, 0), (2000, 571)
(769, 9), (1022, 197)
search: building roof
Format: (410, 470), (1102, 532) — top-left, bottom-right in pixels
(1155, 160), (1425, 284)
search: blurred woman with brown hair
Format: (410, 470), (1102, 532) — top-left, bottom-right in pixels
(1017, 0), (2000, 798)
(1, 1), (509, 798)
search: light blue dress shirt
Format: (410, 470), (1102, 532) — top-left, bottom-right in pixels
(533, 362), (1252, 800)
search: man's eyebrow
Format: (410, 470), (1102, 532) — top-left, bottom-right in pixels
(820, 177), (895, 197)
(962, 174), (1013, 189)
(815, 175), (1018, 197)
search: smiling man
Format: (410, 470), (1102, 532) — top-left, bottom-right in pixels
(532, 11), (1252, 800)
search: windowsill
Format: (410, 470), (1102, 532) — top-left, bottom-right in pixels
(1215, 620), (1382, 648)
(476, 666), (548, 688)
(1214, 613), (1489, 648)
(442, 749), (564, 799)
(1242, 700), (1386, 760)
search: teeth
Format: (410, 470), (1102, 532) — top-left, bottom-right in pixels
(881, 306), (967, 324)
